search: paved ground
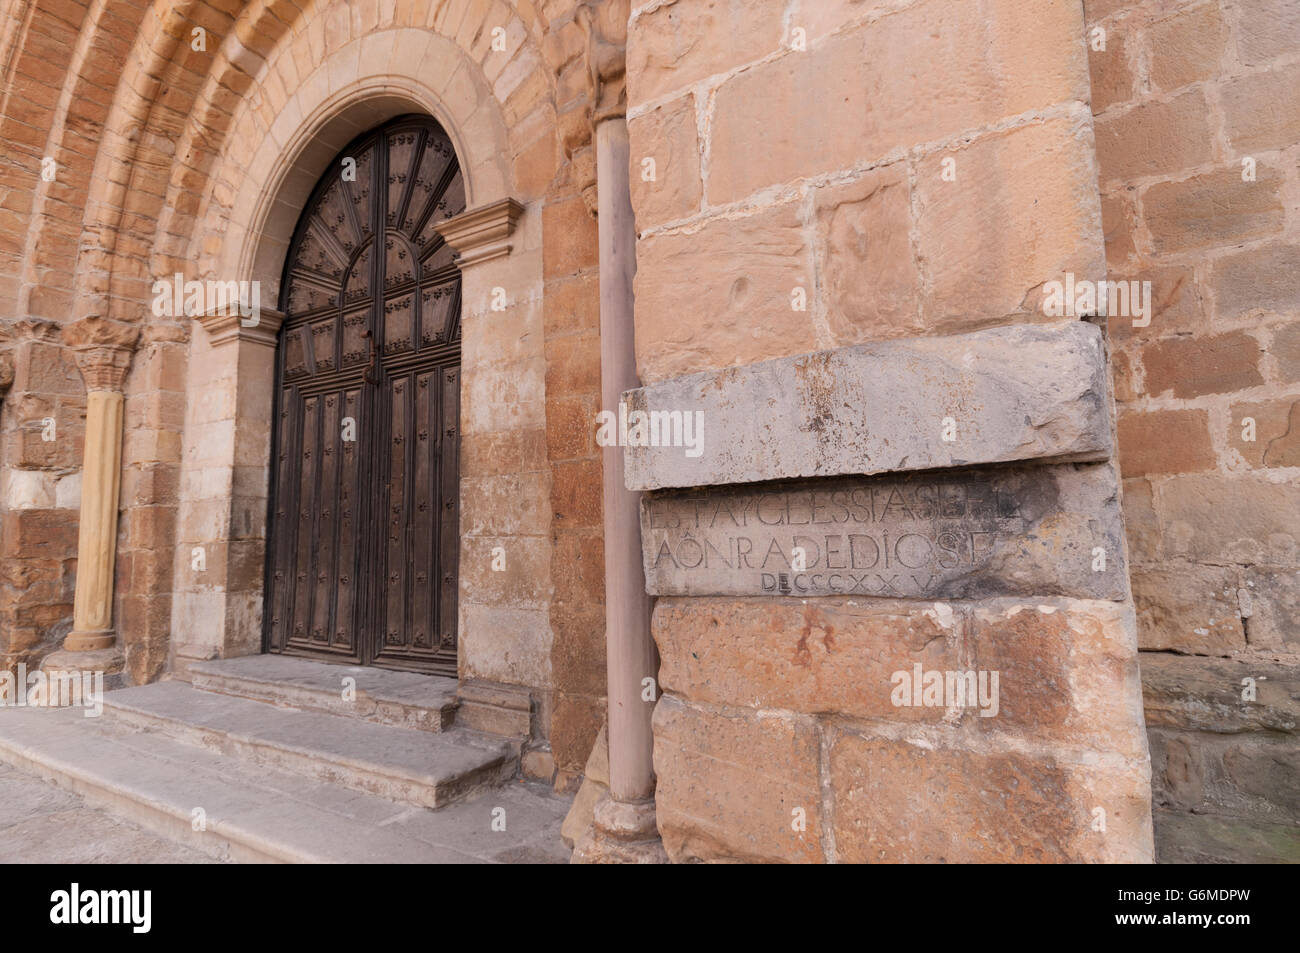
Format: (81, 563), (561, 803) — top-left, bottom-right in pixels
(0, 762), (216, 863)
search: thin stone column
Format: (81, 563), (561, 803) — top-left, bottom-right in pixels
(43, 317), (139, 681)
(571, 0), (667, 863)
(597, 116), (656, 802)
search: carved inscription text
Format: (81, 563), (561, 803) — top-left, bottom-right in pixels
(640, 465), (1127, 600)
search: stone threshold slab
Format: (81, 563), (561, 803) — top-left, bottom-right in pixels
(640, 461), (1128, 601)
(0, 708), (570, 863)
(103, 682), (514, 809)
(188, 655), (459, 733)
(624, 320), (1112, 491)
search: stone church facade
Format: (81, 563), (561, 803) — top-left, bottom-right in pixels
(0, 0), (1296, 863)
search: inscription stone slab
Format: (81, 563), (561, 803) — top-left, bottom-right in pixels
(640, 462), (1128, 600)
(623, 321), (1112, 491)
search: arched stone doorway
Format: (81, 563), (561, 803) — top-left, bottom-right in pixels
(266, 114), (467, 676)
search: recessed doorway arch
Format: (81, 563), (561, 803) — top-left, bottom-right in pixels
(265, 114), (466, 675)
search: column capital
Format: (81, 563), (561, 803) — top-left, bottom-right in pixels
(62, 317), (140, 391)
(433, 198), (524, 267)
(0, 350), (13, 399)
(198, 306), (284, 348)
(577, 0), (629, 126)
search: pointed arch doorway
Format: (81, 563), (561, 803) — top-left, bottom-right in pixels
(264, 114), (466, 676)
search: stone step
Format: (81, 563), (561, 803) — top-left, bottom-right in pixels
(0, 707), (570, 863)
(188, 655), (459, 733)
(103, 682), (516, 810)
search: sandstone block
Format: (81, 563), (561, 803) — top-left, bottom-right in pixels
(916, 118), (1105, 328)
(969, 599), (1147, 757)
(828, 730), (1152, 863)
(1120, 476), (1163, 564)
(651, 597), (962, 721)
(653, 693), (825, 863)
(1088, 27), (1135, 112)
(1228, 398), (1300, 469)
(626, 0), (786, 102)
(1147, 4), (1226, 91)
(1140, 331), (1264, 398)
(1235, 0), (1300, 65)
(1143, 167), (1285, 254)
(627, 93), (701, 229)
(625, 321), (1113, 491)
(1104, 265), (1203, 338)
(706, 0), (1087, 203)
(632, 200), (814, 383)
(1155, 472), (1300, 565)
(1222, 62), (1300, 153)
(1273, 321), (1300, 382)
(1132, 563), (1246, 656)
(1240, 567), (1300, 651)
(1094, 90), (1213, 183)
(1101, 192), (1137, 268)
(814, 164), (921, 345)
(1116, 408), (1215, 477)
(1141, 653), (1300, 734)
(1210, 242), (1300, 319)
(542, 195), (598, 278)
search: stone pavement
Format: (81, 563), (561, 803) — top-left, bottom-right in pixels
(0, 761), (214, 864)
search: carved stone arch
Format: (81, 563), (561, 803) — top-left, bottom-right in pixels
(172, 41), (535, 677)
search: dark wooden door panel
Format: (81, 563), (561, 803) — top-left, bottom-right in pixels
(266, 115), (464, 673)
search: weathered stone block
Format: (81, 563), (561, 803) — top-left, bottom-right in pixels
(828, 729), (1153, 863)
(1143, 168), (1285, 255)
(632, 200), (814, 384)
(814, 164), (921, 345)
(1222, 61), (1300, 153)
(705, 0), (1088, 203)
(1116, 408), (1215, 477)
(1241, 567), (1300, 651)
(968, 599), (1147, 757)
(625, 321), (1113, 491)
(916, 118), (1106, 328)
(1132, 563), (1246, 656)
(653, 693), (825, 863)
(1229, 398), (1300, 470)
(1156, 472), (1300, 566)
(1141, 653), (1300, 735)
(1094, 90), (1214, 184)
(641, 462), (1129, 600)
(627, 93), (701, 228)
(1211, 242), (1300, 319)
(652, 597), (962, 722)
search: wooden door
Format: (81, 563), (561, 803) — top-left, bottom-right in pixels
(265, 115), (465, 675)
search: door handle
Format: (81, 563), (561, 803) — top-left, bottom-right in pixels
(361, 329), (380, 383)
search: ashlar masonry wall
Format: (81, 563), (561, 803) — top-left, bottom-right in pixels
(625, 0), (1153, 863)
(1086, 0), (1300, 862)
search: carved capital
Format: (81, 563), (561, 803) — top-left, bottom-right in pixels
(0, 350), (13, 399)
(433, 198), (525, 266)
(577, 0), (629, 126)
(198, 307), (284, 348)
(62, 317), (140, 391)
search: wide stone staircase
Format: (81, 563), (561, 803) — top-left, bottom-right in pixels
(0, 656), (571, 862)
